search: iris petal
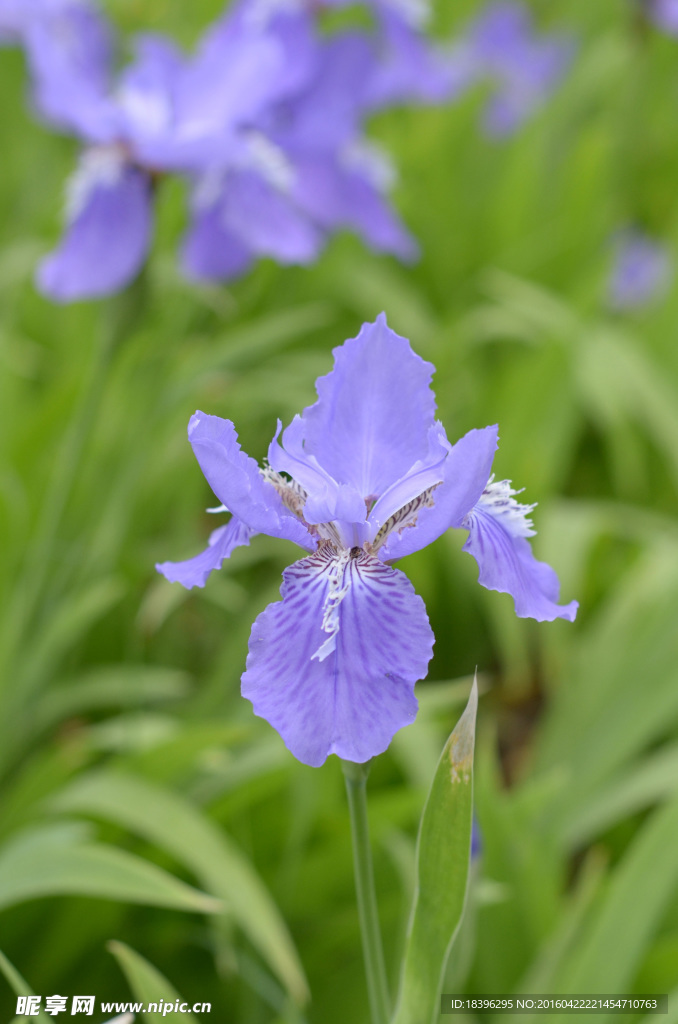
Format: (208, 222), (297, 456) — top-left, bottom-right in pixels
(242, 545), (434, 766)
(383, 424), (499, 561)
(37, 163), (152, 302)
(181, 202), (253, 283)
(298, 313), (437, 499)
(187, 412), (314, 550)
(156, 517), (252, 589)
(462, 505), (578, 622)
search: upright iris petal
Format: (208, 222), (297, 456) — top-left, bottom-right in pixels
(299, 313), (436, 497)
(158, 316), (577, 766)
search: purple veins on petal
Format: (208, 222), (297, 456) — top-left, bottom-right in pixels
(37, 156), (153, 302)
(159, 315), (577, 765)
(156, 516), (253, 589)
(241, 545), (434, 766)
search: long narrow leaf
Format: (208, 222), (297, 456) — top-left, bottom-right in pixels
(392, 679), (478, 1024)
(51, 770), (309, 1005)
(0, 829), (220, 914)
(108, 940), (196, 1023)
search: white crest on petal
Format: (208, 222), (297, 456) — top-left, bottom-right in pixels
(116, 81), (172, 137)
(312, 547), (352, 662)
(342, 139), (396, 192)
(243, 130), (295, 192)
(65, 145), (127, 222)
(245, 0), (304, 31)
(192, 168), (226, 211)
(469, 474), (536, 538)
(385, 0), (431, 29)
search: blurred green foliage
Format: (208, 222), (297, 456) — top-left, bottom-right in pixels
(1, 1), (678, 1022)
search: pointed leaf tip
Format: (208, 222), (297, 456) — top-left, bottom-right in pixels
(392, 678), (478, 1024)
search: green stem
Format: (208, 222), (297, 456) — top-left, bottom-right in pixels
(342, 759), (390, 1024)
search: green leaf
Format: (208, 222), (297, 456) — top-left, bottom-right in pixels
(51, 770), (309, 1005)
(0, 826), (220, 915)
(561, 742), (678, 848)
(0, 948), (51, 1024)
(391, 679), (478, 1024)
(35, 665), (191, 732)
(108, 940), (196, 1023)
(554, 793), (678, 993)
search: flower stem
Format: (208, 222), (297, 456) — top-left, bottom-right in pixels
(341, 759), (390, 1024)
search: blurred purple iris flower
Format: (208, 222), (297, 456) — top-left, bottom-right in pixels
(647, 0), (678, 33)
(608, 230), (672, 310)
(182, 5), (423, 283)
(14, 0), (452, 301)
(448, 1), (574, 137)
(157, 316), (577, 767)
(25, 2), (322, 300)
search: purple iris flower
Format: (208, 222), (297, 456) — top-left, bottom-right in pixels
(180, 7), (423, 284)
(22, 0), (426, 298)
(157, 316), (577, 767)
(449, 2), (574, 137)
(26, 1), (323, 299)
(608, 230), (672, 310)
(647, 0), (678, 33)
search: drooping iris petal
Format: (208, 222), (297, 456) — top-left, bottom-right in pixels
(221, 171), (322, 265)
(37, 160), (152, 302)
(461, 503), (578, 622)
(241, 546), (434, 766)
(186, 412), (314, 550)
(382, 425), (499, 561)
(292, 154), (417, 262)
(156, 517), (253, 589)
(298, 314), (436, 498)
(181, 201), (253, 282)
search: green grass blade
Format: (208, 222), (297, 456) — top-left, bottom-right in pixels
(0, 949), (51, 1024)
(51, 769), (309, 1005)
(0, 829), (220, 915)
(554, 793), (678, 992)
(108, 940), (195, 1023)
(391, 679), (478, 1024)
